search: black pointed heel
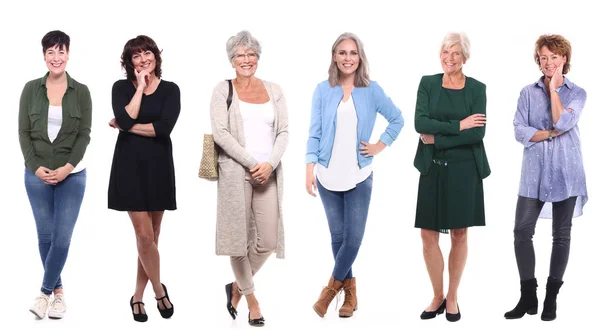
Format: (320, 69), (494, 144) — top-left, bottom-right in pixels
(225, 282), (238, 320)
(155, 283), (174, 319)
(248, 312), (265, 327)
(130, 296), (148, 322)
(420, 299), (446, 320)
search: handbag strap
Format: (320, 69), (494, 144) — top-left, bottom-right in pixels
(226, 79), (233, 111)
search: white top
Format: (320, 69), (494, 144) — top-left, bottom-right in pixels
(47, 105), (85, 174)
(239, 99), (275, 163)
(316, 95), (372, 191)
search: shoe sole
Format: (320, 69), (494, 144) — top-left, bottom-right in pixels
(29, 309), (45, 319)
(339, 306), (358, 317)
(48, 311), (65, 319)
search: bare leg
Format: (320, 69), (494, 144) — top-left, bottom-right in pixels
(246, 293), (262, 320)
(231, 282), (242, 309)
(421, 229), (445, 311)
(447, 228), (468, 314)
(129, 211), (169, 313)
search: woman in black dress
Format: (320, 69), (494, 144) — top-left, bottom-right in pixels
(108, 35), (179, 322)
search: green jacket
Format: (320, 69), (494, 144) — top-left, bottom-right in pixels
(19, 72), (92, 172)
(413, 74), (490, 179)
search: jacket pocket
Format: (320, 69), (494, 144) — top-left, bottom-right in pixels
(65, 106), (82, 134)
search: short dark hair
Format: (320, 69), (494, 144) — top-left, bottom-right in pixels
(120, 35), (162, 81)
(42, 30), (70, 53)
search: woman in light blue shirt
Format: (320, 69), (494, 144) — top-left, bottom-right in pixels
(305, 32), (403, 318)
(505, 34), (587, 322)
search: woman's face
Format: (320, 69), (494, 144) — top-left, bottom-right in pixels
(232, 46), (258, 78)
(538, 46), (566, 78)
(132, 49), (156, 74)
(440, 44), (465, 75)
(44, 45), (69, 76)
(333, 39), (360, 77)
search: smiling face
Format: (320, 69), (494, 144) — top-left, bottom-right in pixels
(44, 45), (69, 75)
(538, 45), (566, 78)
(440, 44), (465, 75)
(131, 49), (156, 74)
(334, 39), (360, 78)
(232, 46), (258, 78)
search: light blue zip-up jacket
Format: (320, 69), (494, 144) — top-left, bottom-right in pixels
(305, 80), (404, 168)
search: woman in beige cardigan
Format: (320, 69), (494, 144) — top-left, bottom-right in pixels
(210, 30), (288, 327)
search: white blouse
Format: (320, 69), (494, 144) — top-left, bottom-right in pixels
(316, 95), (372, 191)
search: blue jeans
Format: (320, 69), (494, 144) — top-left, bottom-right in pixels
(317, 173), (373, 282)
(24, 168), (86, 295)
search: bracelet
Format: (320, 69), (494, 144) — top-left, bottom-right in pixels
(548, 130), (553, 141)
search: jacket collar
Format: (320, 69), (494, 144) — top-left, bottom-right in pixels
(40, 71), (75, 90)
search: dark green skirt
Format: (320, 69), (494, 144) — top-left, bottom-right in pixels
(415, 158), (485, 233)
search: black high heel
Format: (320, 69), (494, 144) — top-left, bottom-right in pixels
(420, 299), (446, 319)
(225, 283), (238, 320)
(129, 296), (148, 322)
(248, 312), (265, 327)
(155, 283), (174, 319)
(446, 303), (461, 322)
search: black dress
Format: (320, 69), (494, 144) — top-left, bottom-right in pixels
(108, 79), (180, 211)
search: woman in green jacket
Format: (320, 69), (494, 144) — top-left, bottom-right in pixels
(19, 30), (92, 320)
(413, 32), (489, 322)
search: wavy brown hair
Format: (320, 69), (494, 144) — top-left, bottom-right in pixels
(534, 34), (571, 74)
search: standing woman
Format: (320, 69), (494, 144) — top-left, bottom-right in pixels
(306, 32), (404, 318)
(210, 30), (288, 327)
(108, 35), (179, 322)
(19, 30), (91, 319)
(505, 34), (587, 322)
(413, 32), (489, 322)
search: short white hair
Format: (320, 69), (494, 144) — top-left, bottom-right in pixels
(440, 32), (470, 61)
(226, 30), (262, 63)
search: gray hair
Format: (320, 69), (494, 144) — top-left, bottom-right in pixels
(440, 32), (471, 61)
(226, 30), (262, 63)
(328, 32), (370, 87)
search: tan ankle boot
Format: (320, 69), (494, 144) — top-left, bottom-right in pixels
(339, 277), (358, 317)
(313, 276), (344, 317)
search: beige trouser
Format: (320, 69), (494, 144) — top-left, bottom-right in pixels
(231, 171), (279, 295)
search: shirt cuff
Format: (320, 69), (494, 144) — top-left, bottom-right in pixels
(305, 154), (318, 164)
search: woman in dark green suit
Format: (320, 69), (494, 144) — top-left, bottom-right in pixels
(413, 32), (490, 322)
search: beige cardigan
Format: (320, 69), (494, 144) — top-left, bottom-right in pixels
(210, 80), (288, 259)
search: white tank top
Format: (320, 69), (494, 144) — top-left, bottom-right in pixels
(239, 99), (275, 163)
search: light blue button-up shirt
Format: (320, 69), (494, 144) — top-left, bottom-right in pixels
(513, 76), (587, 218)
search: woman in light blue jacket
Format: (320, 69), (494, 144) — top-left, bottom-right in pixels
(305, 32), (404, 318)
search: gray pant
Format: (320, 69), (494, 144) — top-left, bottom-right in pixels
(514, 196), (577, 281)
(230, 172), (278, 295)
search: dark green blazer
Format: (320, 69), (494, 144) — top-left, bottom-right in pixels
(413, 74), (490, 179)
(18, 72), (92, 172)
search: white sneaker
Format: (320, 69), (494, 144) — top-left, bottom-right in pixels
(48, 294), (67, 319)
(29, 294), (51, 319)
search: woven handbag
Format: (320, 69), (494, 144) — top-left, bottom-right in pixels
(198, 80), (233, 181)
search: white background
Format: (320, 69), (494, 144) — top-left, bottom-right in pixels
(1, 0), (598, 329)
